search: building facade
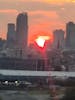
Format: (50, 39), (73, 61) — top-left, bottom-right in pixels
(53, 29), (65, 49)
(16, 12), (28, 51)
(7, 23), (16, 48)
(66, 22), (75, 49)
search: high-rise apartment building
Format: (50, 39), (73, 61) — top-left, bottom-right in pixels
(66, 22), (75, 49)
(53, 29), (65, 49)
(16, 12), (28, 51)
(7, 23), (16, 48)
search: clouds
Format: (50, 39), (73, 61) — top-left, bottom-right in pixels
(0, 9), (18, 37)
(28, 10), (61, 32)
(20, 0), (75, 4)
(28, 10), (64, 42)
(0, 9), (18, 13)
(57, 2), (75, 22)
(28, 11), (59, 22)
(0, 0), (61, 11)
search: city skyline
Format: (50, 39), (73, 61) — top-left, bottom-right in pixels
(0, 0), (75, 44)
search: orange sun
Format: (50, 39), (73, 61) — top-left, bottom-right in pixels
(35, 37), (45, 48)
(35, 36), (50, 48)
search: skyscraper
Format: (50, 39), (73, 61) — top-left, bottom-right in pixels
(16, 12), (28, 51)
(66, 22), (75, 49)
(53, 29), (65, 49)
(7, 23), (16, 48)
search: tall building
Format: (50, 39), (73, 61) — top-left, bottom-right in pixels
(53, 29), (65, 49)
(7, 23), (16, 48)
(66, 22), (75, 49)
(16, 12), (28, 51)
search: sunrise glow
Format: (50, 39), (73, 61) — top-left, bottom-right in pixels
(35, 36), (50, 48)
(0, 0), (74, 43)
(29, 0), (73, 3)
(35, 37), (45, 48)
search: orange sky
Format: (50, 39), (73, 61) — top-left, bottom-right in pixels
(0, 0), (75, 43)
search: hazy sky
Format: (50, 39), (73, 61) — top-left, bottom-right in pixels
(0, 0), (75, 43)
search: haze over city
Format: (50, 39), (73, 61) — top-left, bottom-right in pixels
(0, 0), (75, 43)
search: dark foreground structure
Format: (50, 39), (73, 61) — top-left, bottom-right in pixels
(0, 57), (45, 71)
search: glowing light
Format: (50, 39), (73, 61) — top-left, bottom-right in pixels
(35, 37), (45, 48)
(72, 0), (75, 2)
(35, 36), (50, 48)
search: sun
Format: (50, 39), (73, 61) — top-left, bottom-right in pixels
(35, 37), (45, 48)
(35, 36), (50, 48)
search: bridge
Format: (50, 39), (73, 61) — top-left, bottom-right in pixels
(0, 69), (75, 77)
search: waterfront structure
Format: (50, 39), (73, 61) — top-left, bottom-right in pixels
(53, 29), (65, 49)
(7, 23), (16, 48)
(66, 22), (75, 49)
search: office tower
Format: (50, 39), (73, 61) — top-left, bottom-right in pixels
(7, 23), (16, 48)
(53, 29), (65, 49)
(66, 22), (75, 49)
(16, 12), (28, 51)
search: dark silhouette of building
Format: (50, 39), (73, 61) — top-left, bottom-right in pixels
(0, 38), (6, 49)
(16, 12), (28, 51)
(7, 23), (16, 48)
(66, 22), (75, 49)
(53, 29), (65, 49)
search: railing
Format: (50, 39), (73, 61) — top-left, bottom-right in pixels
(0, 69), (75, 77)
